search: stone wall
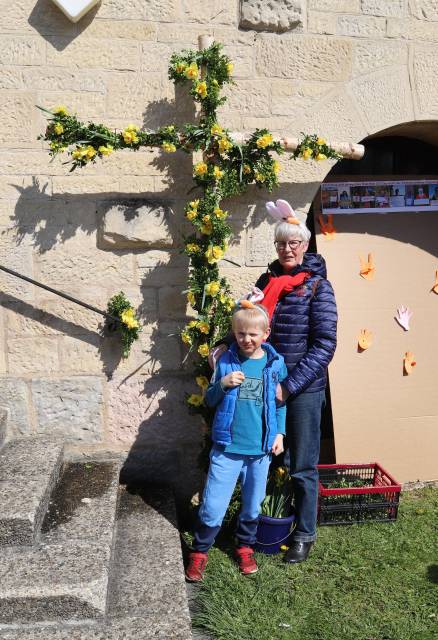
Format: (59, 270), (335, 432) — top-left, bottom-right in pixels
(0, 0), (437, 485)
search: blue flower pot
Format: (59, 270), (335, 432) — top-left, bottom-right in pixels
(254, 512), (296, 555)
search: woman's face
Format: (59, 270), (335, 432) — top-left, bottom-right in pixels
(275, 236), (309, 272)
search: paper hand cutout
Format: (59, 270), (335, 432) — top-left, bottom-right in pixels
(395, 306), (412, 331)
(432, 269), (438, 294)
(358, 329), (373, 350)
(318, 214), (336, 239)
(359, 253), (375, 280)
(403, 351), (416, 375)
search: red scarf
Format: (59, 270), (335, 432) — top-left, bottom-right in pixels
(262, 272), (311, 320)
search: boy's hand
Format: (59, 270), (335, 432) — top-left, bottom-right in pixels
(272, 434), (285, 456)
(276, 383), (290, 403)
(221, 371), (245, 388)
(208, 344), (228, 368)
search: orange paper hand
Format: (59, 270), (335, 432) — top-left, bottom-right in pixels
(358, 329), (373, 350)
(403, 351), (416, 375)
(318, 214), (336, 239)
(359, 253), (375, 280)
(432, 269), (438, 294)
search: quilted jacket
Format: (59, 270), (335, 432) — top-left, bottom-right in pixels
(254, 253), (338, 397)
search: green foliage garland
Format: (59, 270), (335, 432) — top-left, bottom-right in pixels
(106, 292), (141, 359)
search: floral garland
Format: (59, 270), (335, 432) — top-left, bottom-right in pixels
(106, 292), (141, 358)
(38, 41), (341, 432)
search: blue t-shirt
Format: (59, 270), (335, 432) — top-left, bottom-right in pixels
(224, 353), (288, 455)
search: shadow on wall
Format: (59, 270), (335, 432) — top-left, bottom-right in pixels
(28, 0), (101, 51)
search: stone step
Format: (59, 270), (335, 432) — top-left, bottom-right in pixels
(0, 460), (121, 625)
(0, 408), (7, 449)
(0, 437), (64, 545)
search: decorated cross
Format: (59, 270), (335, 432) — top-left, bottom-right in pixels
(38, 35), (364, 422)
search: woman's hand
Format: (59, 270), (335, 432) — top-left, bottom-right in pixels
(276, 383), (290, 403)
(208, 343), (228, 369)
(271, 434), (285, 456)
(221, 372), (245, 388)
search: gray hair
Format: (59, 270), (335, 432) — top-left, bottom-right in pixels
(274, 220), (311, 244)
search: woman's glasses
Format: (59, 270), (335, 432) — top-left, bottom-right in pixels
(274, 240), (302, 251)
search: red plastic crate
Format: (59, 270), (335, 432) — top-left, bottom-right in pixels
(317, 463), (401, 525)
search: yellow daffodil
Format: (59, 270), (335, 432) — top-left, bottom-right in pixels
(211, 123), (223, 136)
(205, 281), (220, 297)
(255, 172), (265, 182)
(162, 142), (176, 153)
(213, 166), (224, 179)
(99, 145), (113, 156)
(256, 133), (273, 149)
(218, 137), (232, 155)
(194, 161), (208, 176)
(273, 160), (281, 174)
(187, 393), (204, 406)
(122, 128), (139, 144)
(186, 210), (197, 221)
(175, 62), (187, 74)
(72, 148), (83, 160)
(213, 207), (228, 220)
(188, 320), (198, 328)
(195, 81), (207, 99)
(196, 376), (209, 390)
(227, 62), (234, 74)
(243, 164), (252, 174)
(187, 291), (196, 306)
(181, 331), (192, 345)
(121, 308), (139, 330)
(198, 343), (210, 358)
(315, 153), (327, 161)
(189, 199), (200, 209)
(185, 62), (199, 80)
(205, 245), (225, 264)
(53, 123), (64, 135)
(200, 216), (212, 234)
(316, 137), (326, 146)
(197, 321), (210, 334)
(53, 105), (68, 116)
(85, 145), (97, 159)
(186, 242), (201, 253)
(301, 147), (312, 160)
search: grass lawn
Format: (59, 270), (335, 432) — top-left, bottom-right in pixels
(191, 487), (437, 640)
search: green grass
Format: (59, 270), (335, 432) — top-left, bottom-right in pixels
(192, 488), (437, 640)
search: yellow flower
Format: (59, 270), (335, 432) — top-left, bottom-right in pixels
(122, 129), (139, 144)
(188, 320), (198, 328)
(315, 153), (327, 161)
(181, 331), (192, 345)
(53, 105), (68, 116)
(85, 145), (97, 159)
(211, 123), (223, 136)
(175, 62), (187, 74)
(126, 123), (139, 132)
(255, 172), (265, 182)
(196, 375), (209, 390)
(256, 133), (273, 149)
(218, 137), (232, 155)
(187, 291), (196, 306)
(198, 343), (210, 358)
(185, 62), (198, 80)
(99, 145), (113, 156)
(195, 81), (207, 99)
(189, 199), (200, 209)
(301, 147), (312, 160)
(227, 62), (234, 75)
(205, 245), (225, 264)
(121, 308), (139, 330)
(243, 164), (252, 174)
(316, 137), (326, 146)
(72, 148), (83, 160)
(200, 216), (212, 234)
(162, 142), (176, 153)
(186, 209), (197, 221)
(53, 123), (64, 135)
(197, 321), (210, 334)
(213, 166), (224, 179)
(273, 160), (281, 174)
(213, 207), (228, 220)
(205, 281), (220, 297)
(194, 161), (208, 176)
(187, 393), (204, 406)
(186, 242), (200, 253)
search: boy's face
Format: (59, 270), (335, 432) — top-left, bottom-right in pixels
(233, 317), (270, 357)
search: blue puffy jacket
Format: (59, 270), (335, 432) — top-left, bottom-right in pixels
(205, 342), (286, 452)
(254, 253), (337, 397)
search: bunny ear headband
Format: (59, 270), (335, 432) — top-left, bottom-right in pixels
(265, 199), (307, 225)
(235, 287), (269, 322)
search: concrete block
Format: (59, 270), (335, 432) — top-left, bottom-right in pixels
(7, 337), (59, 375)
(81, 19), (157, 40)
(412, 45), (438, 116)
(309, 0), (360, 11)
(98, 200), (173, 249)
(240, 0), (304, 33)
(336, 15), (386, 38)
(0, 92), (36, 148)
(308, 11), (337, 35)
(182, 0), (237, 25)
(0, 378), (31, 437)
(361, 0), (408, 17)
(352, 39), (408, 76)
(410, 0), (438, 20)
(46, 37), (139, 71)
(0, 36), (45, 65)
(98, 0), (181, 21)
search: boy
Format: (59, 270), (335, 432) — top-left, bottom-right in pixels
(185, 302), (287, 582)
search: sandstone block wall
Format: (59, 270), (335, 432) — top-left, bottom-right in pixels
(0, 0), (437, 485)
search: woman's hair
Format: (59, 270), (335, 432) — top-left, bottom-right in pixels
(231, 304), (269, 332)
(274, 220), (311, 244)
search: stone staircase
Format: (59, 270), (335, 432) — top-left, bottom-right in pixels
(0, 436), (193, 639)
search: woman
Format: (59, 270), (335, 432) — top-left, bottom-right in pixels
(212, 202), (337, 563)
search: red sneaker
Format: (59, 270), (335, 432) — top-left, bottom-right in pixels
(234, 546), (258, 575)
(185, 551), (208, 582)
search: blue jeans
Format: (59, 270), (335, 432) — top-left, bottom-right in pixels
(193, 446), (271, 552)
(284, 390), (325, 543)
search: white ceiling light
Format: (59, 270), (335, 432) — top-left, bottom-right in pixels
(50, 0), (101, 23)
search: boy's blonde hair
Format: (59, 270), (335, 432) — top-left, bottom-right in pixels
(231, 304), (270, 332)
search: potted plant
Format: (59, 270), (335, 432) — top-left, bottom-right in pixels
(255, 466), (296, 555)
